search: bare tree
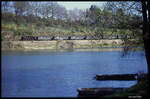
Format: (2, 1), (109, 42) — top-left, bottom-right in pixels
(55, 5), (67, 20)
(13, 1), (30, 24)
(67, 8), (80, 22)
(2, 1), (11, 12)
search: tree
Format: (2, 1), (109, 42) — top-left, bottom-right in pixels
(87, 5), (102, 27)
(55, 4), (67, 20)
(67, 8), (80, 22)
(13, 1), (30, 24)
(104, 1), (150, 74)
(141, 1), (150, 74)
(2, 1), (12, 12)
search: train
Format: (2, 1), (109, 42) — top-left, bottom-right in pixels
(21, 35), (133, 41)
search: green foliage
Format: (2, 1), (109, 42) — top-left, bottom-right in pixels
(1, 2), (143, 42)
(94, 27), (104, 38)
(1, 35), (5, 41)
(80, 27), (87, 33)
(14, 28), (33, 36)
(71, 28), (76, 33)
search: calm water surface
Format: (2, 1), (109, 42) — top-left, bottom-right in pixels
(1, 50), (148, 97)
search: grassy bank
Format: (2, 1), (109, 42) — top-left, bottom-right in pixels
(104, 75), (149, 98)
(2, 22), (134, 41)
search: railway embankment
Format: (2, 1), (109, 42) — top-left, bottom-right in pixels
(2, 39), (123, 51)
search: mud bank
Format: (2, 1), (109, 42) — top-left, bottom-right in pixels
(2, 40), (123, 51)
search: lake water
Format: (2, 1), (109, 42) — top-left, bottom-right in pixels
(1, 50), (148, 97)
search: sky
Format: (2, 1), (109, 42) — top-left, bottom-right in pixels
(57, 2), (105, 10)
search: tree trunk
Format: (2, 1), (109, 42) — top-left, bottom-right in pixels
(141, 1), (150, 74)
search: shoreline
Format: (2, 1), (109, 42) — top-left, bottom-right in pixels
(2, 47), (144, 53)
(1, 40), (144, 52)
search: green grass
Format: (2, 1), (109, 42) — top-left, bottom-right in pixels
(1, 22), (140, 42)
(104, 77), (148, 98)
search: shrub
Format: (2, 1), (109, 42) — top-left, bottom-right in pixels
(14, 29), (33, 36)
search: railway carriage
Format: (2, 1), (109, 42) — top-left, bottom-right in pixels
(54, 36), (68, 40)
(21, 36), (38, 41)
(38, 36), (53, 41)
(71, 36), (86, 40)
(21, 34), (131, 41)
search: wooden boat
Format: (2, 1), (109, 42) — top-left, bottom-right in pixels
(95, 74), (138, 80)
(77, 87), (125, 97)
